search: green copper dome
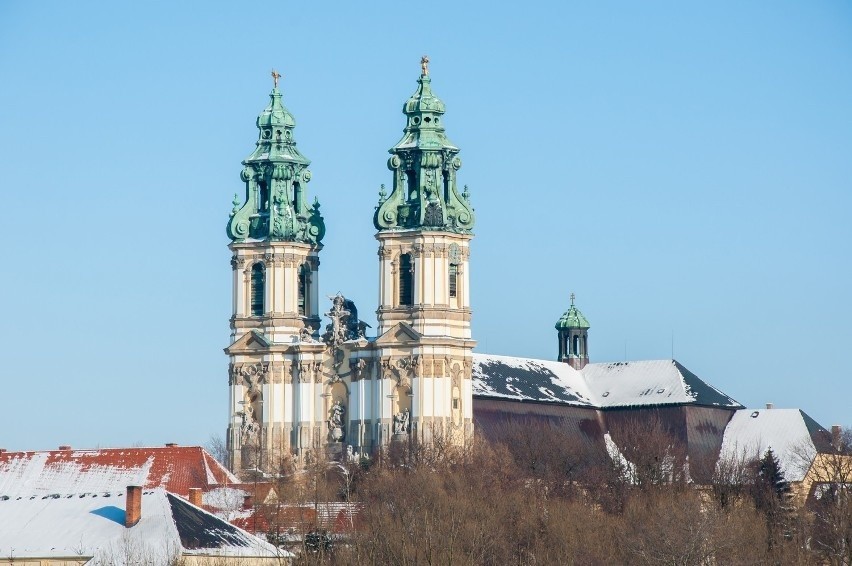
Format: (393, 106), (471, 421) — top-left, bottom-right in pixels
(403, 74), (446, 114)
(555, 299), (590, 330)
(256, 87), (296, 130)
(374, 57), (475, 233)
(227, 73), (324, 244)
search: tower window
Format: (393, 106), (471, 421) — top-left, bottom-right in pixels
(250, 263), (265, 317)
(298, 264), (310, 316)
(449, 263), (458, 298)
(399, 253), (413, 306)
(573, 335), (580, 357)
(258, 181), (268, 212)
(406, 171), (417, 199)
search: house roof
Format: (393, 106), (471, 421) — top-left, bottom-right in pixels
(232, 502), (363, 536)
(472, 354), (741, 409)
(0, 446), (239, 499)
(0, 487), (287, 563)
(719, 408), (832, 482)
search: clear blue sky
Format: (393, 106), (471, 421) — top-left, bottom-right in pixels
(1, 1), (849, 451)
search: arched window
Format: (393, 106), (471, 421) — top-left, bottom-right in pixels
(406, 171), (417, 197)
(250, 263), (265, 317)
(257, 181), (268, 213)
(399, 253), (413, 306)
(582, 334), (587, 357)
(449, 263), (458, 299)
(298, 264), (310, 317)
(573, 334), (580, 357)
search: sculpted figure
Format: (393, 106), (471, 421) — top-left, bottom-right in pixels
(393, 408), (411, 434)
(240, 405), (260, 444)
(328, 400), (346, 442)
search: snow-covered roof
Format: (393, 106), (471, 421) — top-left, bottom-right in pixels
(0, 446), (239, 499)
(719, 408), (830, 482)
(472, 354), (741, 409)
(0, 487), (287, 564)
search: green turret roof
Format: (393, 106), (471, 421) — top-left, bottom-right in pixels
(374, 57), (475, 233)
(227, 71), (324, 244)
(256, 87), (296, 128)
(394, 70), (456, 152)
(555, 295), (590, 329)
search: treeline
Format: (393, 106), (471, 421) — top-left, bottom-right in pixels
(265, 419), (852, 565)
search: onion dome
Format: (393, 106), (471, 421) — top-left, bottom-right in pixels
(374, 57), (474, 233)
(227, 70), (324, 243)
(555, 294), (590, 330)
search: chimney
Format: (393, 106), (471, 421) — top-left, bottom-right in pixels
(832, 425), (842, 450)
(243, 494), (254, 510)
(765, 403), (773, 410)
(126, 486), (142, 528)
(58, 445), (72, 450)
(188, 487), (202, 507)
(165, 443), (178, 448)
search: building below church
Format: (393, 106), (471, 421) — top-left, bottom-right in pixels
(222, 60), (835, 484)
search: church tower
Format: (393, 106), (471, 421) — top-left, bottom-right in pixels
(224, 71), (327, 472)
(556, 294), (590, 370)
(371, 57), (477, 445)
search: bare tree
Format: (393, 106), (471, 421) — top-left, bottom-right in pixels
(205, 433), (230, 468)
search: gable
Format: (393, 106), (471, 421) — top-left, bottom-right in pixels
(224, 330), (271, 355)
(373, 322), (422, 346)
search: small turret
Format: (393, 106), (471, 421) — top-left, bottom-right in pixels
(556, 293), (590, 370)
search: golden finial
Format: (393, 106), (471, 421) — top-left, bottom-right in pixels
(271, 69), (282, 88)
(570, 292), (575, 306)
(420, 55), (430, 76)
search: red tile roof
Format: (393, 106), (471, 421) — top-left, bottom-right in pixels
(232, 502), (363, 535)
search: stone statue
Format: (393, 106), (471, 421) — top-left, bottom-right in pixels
(357, 320), (369, 339)
(322, 294), (350, 348)
(393, 408), (410, 434)
(321, 294), (371, 347)
(240, 405), (260, 444)
(299, 323), (315, 343)
(328, 400), (346, 442)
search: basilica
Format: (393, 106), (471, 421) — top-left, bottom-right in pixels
(225, 59), (475, 471)
(223, 60), (832, 480)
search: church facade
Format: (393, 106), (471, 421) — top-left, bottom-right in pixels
(222, 62), (833, 479)
(224, 61), (475, 471)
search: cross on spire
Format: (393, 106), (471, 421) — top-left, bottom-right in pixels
(271, 69), (281, 88)
(570, 292), (575, 306)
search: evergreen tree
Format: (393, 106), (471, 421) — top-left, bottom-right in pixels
(750, 448), (792, 550)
